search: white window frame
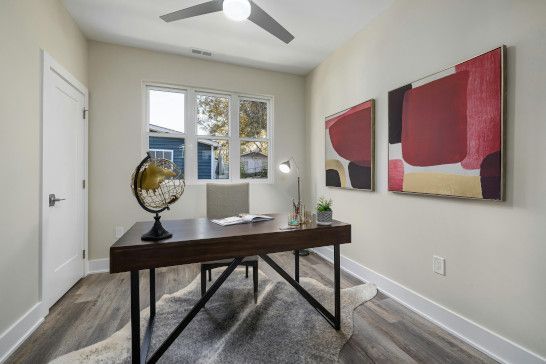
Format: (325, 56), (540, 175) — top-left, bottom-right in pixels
(143, 82), (274, 184)
(238, 95), (272, 182)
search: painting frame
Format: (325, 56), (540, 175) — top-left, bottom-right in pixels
(387, 46), (506, 201)
(325, 98), (375, 192)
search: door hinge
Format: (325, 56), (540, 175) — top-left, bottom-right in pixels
(82, 179), (86, 189)
(82, 249), (86, 259)
(83, 108), (88, 119)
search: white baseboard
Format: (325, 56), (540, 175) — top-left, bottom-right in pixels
(0, 260), (109, 362)
(88, 258), (109, 274)
(0, 302), (44, 363)
(312, 246), (545, 364)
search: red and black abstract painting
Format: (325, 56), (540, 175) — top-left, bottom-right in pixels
(388, 47), (505, 200)
(325, 99), (375, 191)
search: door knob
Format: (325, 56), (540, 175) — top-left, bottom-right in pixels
(49, 194), (66, 207)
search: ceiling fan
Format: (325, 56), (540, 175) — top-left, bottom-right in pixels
(160, 0), (295, 44)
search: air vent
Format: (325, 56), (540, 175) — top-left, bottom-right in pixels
(191, 48), (212, 57)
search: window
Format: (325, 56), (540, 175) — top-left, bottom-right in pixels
(149, 89), (185, 133)
(197, 139), (229, 180)
(239, 99), (269, 179)
(145, 84), (272, 184)
(147, 87), (186, 177)
(149, 149), (174, 162)
(196, 93), (230, 180)
(196, 93), (229, 137)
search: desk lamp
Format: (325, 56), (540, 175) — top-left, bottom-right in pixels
(279, 158), (310, 256)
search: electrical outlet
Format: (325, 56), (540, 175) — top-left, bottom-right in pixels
(433, 255), (446, 276)
(115, 226), (125, 239)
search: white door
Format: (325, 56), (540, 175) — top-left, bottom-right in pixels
(42, 53), (87, 309)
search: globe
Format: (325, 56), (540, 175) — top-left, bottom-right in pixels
(131, 153), (185, 241)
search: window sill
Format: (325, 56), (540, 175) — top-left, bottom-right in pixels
(185, 178), (273, 186)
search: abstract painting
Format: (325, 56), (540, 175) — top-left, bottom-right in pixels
(325, 99), (375, 191)
(388, 46), (505, 200)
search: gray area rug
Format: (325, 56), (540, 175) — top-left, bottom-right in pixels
(51, 268), (376, 363)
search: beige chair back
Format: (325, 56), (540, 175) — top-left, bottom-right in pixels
(206, 183), (249, 219)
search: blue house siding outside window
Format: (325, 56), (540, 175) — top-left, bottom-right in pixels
(149, 137), (185, 176)
(149, 137), (216, 180)
(197, 142), (213, 180)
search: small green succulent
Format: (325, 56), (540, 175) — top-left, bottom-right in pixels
(316, 197), (333, 212)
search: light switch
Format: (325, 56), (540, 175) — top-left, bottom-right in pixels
(433, 255), (446, 276)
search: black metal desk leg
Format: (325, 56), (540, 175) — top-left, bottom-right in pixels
(294, 250), (300, 282)
(150, 268), (156, 318)
(200, 265), (206, 297)
(130, 271), (140, 364)
(252, 261), (258, 303)
(334, 244), (341, 330)
(148, 257), (243, 363)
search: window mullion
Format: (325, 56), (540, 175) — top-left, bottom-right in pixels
(185, 88), (197, 183)
(267, 98), (273, 184)
(230, 94), (240, 181)
(240, 137), (268, 142)
(197, 136), (230, 141)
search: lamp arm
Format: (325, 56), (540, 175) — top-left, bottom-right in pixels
(297, 176), (301, 206)
(281, 156), (302, 207)
(288, 157), (301, 205)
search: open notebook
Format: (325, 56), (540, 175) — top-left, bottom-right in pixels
(211, 214), (274, 226)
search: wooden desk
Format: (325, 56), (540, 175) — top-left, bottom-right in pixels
(110, 213), (351, 364)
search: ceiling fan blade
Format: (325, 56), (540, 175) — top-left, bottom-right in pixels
(248, 1), (294, 44)
(160, 0), (223, 22)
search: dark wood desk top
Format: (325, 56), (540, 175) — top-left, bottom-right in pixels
(110, 213), (350, 273)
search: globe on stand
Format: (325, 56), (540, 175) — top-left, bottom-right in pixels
(131, 153), (185, 241)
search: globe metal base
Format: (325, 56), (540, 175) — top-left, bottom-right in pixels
(142, 213), (172, 241)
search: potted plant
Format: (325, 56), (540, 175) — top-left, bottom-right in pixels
(316, 197), (333, 225)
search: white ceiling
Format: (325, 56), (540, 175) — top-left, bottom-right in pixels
(63, 0), (393, 75)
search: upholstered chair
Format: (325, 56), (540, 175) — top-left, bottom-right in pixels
(201, 183), (258, 302)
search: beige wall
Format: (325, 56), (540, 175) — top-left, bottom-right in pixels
(0, 0), (88, 335)
(87, 41), (306, 259)
(306, 0), (546, 357)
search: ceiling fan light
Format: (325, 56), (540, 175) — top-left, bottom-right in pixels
(223, 0), (251, 22)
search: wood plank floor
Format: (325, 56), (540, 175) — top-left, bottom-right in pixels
(7, 252), (495, 363)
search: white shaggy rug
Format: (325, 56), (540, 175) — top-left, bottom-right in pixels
(51, 268), (376, 363)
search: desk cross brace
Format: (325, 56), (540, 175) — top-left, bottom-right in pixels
(129, 245), (340, 363)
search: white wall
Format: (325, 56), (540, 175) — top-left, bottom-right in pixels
(0, 0), (88, 339)
(305, 0), (546, 358)
(88, 41), (306, 259)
